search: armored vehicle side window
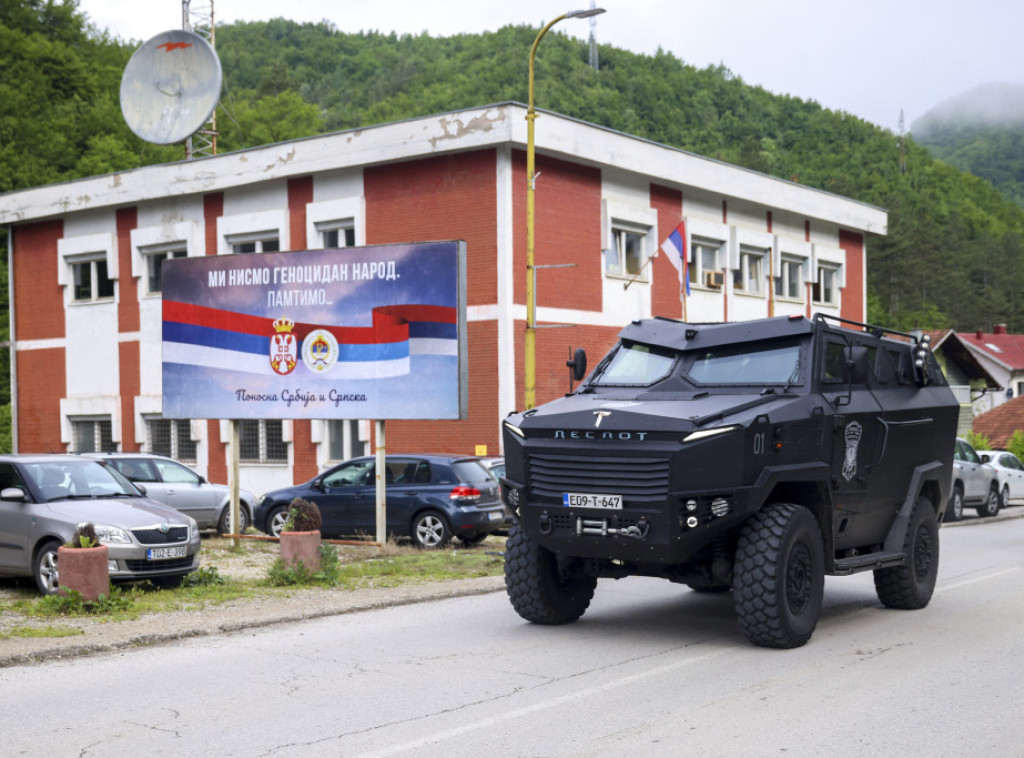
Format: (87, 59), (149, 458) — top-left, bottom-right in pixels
(591, 342), (676, 386)
(687, 338), (800, 386)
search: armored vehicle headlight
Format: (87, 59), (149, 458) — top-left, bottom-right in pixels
(710, 497), (732, 517)
(685, 499), (698, 512)
(504, 421), (526, 438)
(683, 425), (739, 443)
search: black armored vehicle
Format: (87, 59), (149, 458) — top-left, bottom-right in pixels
(500, 314), (959, 648)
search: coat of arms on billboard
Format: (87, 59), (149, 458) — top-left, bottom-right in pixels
(302, 328), (339, 373)
(270, 317), (297, 375)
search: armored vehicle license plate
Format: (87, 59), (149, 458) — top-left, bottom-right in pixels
(563, 492), (623, 509)
(147, 546), (187, 560)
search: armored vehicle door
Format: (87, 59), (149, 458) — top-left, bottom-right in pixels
(818, 333), (890, 550)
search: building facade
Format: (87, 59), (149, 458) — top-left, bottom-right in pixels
(1, 103), (887, 495)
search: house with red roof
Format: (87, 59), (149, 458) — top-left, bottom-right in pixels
(973, 395), (1024, 449)
(957, 325), (1024, 415)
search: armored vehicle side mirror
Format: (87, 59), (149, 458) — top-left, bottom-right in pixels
(568, 348), (587, 382)
(845, 345), (870, 384)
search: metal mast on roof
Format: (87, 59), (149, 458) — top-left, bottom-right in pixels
(183, 0), (218, 158)
(588, 0), (599, 69)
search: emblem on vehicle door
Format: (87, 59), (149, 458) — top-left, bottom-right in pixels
(842, 421), (862, 481)
(593, 411), (611, 428)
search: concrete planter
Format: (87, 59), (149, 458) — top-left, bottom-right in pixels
(279, 530), (321, 572)
(57, 545), (110, 601)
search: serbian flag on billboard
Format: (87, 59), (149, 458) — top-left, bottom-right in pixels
(660, 220), (690, 298)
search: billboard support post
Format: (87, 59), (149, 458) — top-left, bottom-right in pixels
(228, 419), (240, 548)
(374, 420), (386, 546)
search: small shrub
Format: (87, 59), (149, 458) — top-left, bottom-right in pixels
(37, 586), (135, 615)
(1006, 430), (1024, 461)
(284, 498), (322, 532)
(965, 430), (992, 452)
(65, 523), (99, 549)
(182, 566), (226, 587)
(266, 543), (339, 586)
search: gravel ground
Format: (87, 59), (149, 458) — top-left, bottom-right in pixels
(0, 536), (507, 668)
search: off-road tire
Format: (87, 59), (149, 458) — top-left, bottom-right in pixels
(733, 503), (825, 649)
(874, 497), (939, 610)
(945, 486), (964, 522)
(218, 504), (250, 536)
(504, 526), (597, 625)
(976, 484), (1001, 518)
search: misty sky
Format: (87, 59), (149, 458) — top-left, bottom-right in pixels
(79, 0), (1022, 133)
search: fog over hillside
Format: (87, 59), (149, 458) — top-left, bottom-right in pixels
(912, 82), (1024, 135)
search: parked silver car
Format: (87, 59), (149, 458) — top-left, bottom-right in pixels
(0, 455), (201, 594)
(947, 438), (1000, 521)
(89, 453), (256, 534)
(978, 450), (1024, 508)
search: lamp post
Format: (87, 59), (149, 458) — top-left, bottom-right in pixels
(525, 7), (605, 410)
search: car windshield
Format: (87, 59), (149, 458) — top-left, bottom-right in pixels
(23, 460), (137, 502)
(590, 342), (677, 386)
(687, 338), (802, 387)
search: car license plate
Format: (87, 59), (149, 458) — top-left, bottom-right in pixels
(562, 492), (623, 510)
(488, 511), (503, 521)
(147, 546), (187, 560)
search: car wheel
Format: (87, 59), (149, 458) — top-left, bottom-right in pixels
(945, 486), (963, 522)
(150, 574), (185, 589)
(1000, 484), (1010, 510)
(976, 484), (1001, 518)
(456, 533), (488, 547)
(874, 497), (939, 609)
(504, 526), (597, 624)
(33, 540), (62, 595)
(267, 506), (290, 538)
(733, 503), (824, 649)
(411, 511), (452, 548)
(218, 504), (250, 535)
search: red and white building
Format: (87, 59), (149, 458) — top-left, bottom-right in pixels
(1, 103), (887, 494)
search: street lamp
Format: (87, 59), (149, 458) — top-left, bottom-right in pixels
(525, 7), (606, 410)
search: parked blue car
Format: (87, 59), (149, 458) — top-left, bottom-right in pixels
(253, 454), (504, 547)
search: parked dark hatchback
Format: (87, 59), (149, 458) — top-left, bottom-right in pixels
(253, 454), (504, 547)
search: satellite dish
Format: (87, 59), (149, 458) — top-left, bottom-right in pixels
(120, 29), (222, 145)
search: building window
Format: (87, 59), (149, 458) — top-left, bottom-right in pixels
(147, 417), (197, 462)
(327, 419), (368, 462)
(239, 420), (287, 463)
(71, 256), (114, 302)
(71, 417), (115, 452)
(603, 224), (648, 280)
(143, 247), (186, 294)
(813, 264), (839, 305)
(734, 248), (766, 294)
(228, 233), (280, 254)
(774, 257), (805, 300)
(317, 221), (356, 249)
(691, 238), (724, 290)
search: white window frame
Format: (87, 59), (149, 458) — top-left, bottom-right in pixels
(691, 237), (725, 290)
(239, 419), (288, 464)
(227, 232), (280, 255)
(326, 419), (368, 462)
(603, 221), (651, 281)
(68, 253), (115, 303)
(316, 220), (356, 250)
(140, 244), (187, 295)
(813, 263), (840, 305)
(775, 255), (806, 301)
(735, 246), (767, 295)
(145, 416), (197, 462)
(70, 416), (115, 453)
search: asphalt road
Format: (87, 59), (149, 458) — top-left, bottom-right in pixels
(2, 514), (1023, 758)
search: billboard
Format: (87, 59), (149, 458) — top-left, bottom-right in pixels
(161, 241), (467, 420)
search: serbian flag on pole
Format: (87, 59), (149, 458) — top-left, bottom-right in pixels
(660, 220), (690, 297)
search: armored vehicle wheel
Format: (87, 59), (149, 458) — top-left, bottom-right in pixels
(504, 526), (596, 625)
(976, 484), (1000, 518)
(733, 503), (824, 649)
(945, 486), (963, 522)
(874, 497), (939, 609)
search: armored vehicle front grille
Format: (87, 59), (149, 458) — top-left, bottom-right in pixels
(527, 454), (670, 504)
(131, 526), (189, 545)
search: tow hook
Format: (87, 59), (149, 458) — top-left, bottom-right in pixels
(538, 511), (553, 534)
(576, 516), (649, 539)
